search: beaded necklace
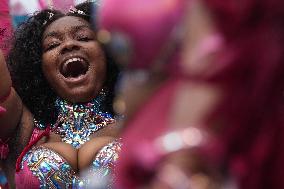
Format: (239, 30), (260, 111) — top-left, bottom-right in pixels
(35, 91), (115, 148)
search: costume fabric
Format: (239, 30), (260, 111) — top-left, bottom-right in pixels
(15, 127), (121, 189)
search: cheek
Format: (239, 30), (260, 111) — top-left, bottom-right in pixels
(89, 46), (107, 73)
(88, 42), (105, 58)
(42, 51), (58, 69)
(42, 59), (51, 77)
(42, 54), (58, 83)
(98, 58), (107, 83)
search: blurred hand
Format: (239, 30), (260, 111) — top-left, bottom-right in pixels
(0, 106), (6, 116)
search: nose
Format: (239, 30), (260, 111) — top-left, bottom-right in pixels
(60, 38), (80, 54)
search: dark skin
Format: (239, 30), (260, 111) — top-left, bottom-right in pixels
(42, 16), (107, 103)
(0, 16), (120, 188)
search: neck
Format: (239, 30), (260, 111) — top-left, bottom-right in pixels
(51, 92), (115, 148)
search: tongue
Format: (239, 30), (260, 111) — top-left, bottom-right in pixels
(62, 61), (88, 78)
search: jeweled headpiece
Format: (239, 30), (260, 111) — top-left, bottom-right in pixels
(43, 11), (55, 26)
(68, 7), (88, 16)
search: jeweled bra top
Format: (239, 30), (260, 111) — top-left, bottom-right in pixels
(15, 94), (122, 189)
(15, 135), (121, 189)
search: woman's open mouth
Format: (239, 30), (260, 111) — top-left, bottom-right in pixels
(60, 57), (89, 78)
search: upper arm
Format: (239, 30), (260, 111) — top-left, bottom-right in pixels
(0, 50), (23, 139)
(0, 50), (12, 97)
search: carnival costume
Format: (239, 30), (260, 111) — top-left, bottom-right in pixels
(14, 92), (121, 189)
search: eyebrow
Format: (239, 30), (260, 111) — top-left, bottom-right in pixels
(43, 31), (61, 40)
(72, 25), (91, 33)
(43, 24), (91, 41)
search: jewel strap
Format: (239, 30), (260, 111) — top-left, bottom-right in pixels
(16, 125), (51, 172)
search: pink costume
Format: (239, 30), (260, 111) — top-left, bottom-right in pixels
(99, 0), (188, 188)
(13, 95), (122, 188)
(15, 126), (121, 188)
(100, 0), (284, 188)
(0, 0), (12, 56)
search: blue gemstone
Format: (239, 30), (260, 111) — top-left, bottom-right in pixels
(63, 123), (70, 129)
(74, 134), (81, 141)
(31, 155), (38, 163)
(92, 161), (100, 167)
(39, 162), (51, 173)
(89, 123), (97, 130)
(73, 141), (80, 148)
(68, 133), (74, 138)
(61, 163), (70, 172)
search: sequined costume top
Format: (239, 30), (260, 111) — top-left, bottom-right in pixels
(14, 127), (122, 189)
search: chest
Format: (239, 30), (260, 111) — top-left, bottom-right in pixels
(16, 136), (121, 188)
(40, 133), (120, 172)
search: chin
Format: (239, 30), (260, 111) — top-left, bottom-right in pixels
(64, 87), (99, 103)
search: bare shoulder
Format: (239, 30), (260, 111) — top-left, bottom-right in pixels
(18, 106), (36, 142)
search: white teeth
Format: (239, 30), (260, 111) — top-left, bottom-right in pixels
(65, 57), (84, 64)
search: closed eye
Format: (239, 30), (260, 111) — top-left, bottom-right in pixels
(77, 35), (93, 42)
(75, 31), (95, 42)
(45, 42), (60, 51)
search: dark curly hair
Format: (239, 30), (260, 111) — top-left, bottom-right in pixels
(8, 1), (120, 125)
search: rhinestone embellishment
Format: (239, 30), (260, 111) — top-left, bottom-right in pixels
(53, 93), (115, 148)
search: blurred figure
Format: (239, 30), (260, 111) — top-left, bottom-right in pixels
(0, 0), (12, 56)
(99, 0), (284, 188)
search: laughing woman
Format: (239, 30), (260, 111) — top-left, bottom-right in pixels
(0, 1), (121, 188)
